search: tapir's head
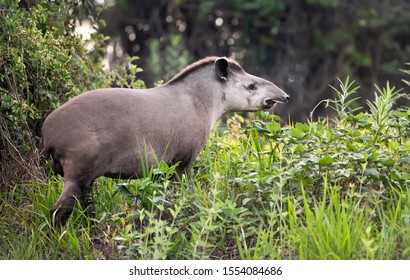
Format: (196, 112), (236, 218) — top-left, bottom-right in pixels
(215, 57), (289, 112)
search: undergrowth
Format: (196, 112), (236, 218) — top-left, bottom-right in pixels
(1, 78), (409, 260)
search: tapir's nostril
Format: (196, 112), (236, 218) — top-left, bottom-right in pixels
(286, 95), (290, 102)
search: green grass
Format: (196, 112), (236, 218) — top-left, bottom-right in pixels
(1, 79), (410, 259)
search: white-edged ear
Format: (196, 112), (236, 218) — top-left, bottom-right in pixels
(215, 57), (229, 81)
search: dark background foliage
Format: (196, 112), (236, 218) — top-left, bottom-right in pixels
(101, 0), (410, 121)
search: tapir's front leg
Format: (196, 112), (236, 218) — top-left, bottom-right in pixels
(174, 161), (192, 180)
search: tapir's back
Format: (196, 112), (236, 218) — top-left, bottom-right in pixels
(42, 87), (206, 178)
(42, 89), (142, 158)
(43, 88), (162, 144)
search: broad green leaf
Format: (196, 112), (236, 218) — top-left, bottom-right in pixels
(388, 140), (399, 151)
(267, 122), (281, 133)
(290, 127), (303, 139)
(389, 170), (401, 181)
(382, 158), (396, 167)
(364, 168), (380, 180)
(296, 122), (310, 132)
(346, 142), (358, 152)
(319, 156), (334, 166)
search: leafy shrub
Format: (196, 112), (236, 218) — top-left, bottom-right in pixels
(99, 77), (410, 259)
(1, 1), (409, 259)
(0, 1), (108, 188)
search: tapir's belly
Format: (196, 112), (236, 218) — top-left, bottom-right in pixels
(98, 132), (196, 179)
(101, 147), (164, 179)
(94, 132), (161, 179)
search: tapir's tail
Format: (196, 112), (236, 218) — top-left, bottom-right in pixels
(42, 141), (51, 159)
(42, 142), (64, 176)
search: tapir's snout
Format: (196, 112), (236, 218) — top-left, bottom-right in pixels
(271, 82), (290, 103)
(263, 90), (289, 109)
(275, 93), (290, 103)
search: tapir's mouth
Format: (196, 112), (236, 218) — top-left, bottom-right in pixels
(263, 98), (286, 109)
(263, 102), (276, 109)
(263, 95), (289, 109)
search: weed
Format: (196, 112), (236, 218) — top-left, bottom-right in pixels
(1, 78), (410, 260)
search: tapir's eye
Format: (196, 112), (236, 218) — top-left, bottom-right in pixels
(248, 83), (256, 90)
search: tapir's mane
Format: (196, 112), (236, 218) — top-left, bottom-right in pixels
(166, 56), (243, 84)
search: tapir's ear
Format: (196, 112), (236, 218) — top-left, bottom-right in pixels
(215, 57), (229, 81)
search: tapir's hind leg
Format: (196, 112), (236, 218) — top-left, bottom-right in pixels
(48, 133), (101, 227)
(50, 178), (83, 226)
(50, 160), (95, 226)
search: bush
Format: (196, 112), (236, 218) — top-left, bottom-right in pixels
(0, 1), (108, 188)
(98, 78), (410, 259)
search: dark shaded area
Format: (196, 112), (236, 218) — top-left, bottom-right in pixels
(101, 0), (410, 121)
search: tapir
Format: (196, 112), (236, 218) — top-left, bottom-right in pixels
(42, 56), (289, 225)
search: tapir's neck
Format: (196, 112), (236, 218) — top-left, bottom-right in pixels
(165, 67), (226, 129)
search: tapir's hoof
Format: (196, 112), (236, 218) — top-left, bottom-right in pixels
(50, 204), (73, 227)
